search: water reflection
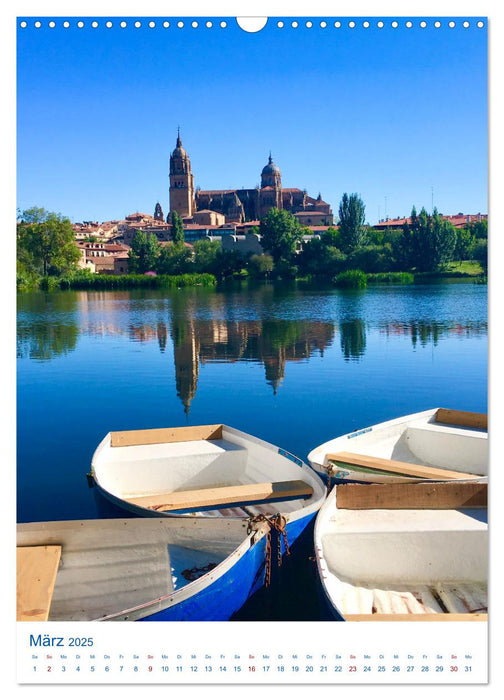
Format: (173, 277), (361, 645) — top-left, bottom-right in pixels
(379, 320), (488, 348)
(340, 320), (366, 362)
(17, 292), (80, 360)
(17, 288), (488, 412)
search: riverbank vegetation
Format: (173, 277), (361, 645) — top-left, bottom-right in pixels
(17, 198), (487, 292)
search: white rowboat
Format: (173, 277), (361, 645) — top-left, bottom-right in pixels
(314, 481), (488, 621)
(90, 424), (326, 547)
(308, 408), (487, 485)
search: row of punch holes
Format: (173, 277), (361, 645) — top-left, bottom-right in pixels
(19, 19), (486, 31)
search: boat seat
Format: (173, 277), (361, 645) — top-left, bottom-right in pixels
(435, 408), (487, 430)
(125, 480), (314, 512)
(335, 481), (487, 510)
(326, 451), (481, 480)
(17, 545), (62, 621)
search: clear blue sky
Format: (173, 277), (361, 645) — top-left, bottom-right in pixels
(16, 17), (487, 224)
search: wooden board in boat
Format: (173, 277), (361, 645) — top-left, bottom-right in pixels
(126, 480), (314, 512)
(17, 545), (62, 621)
(336, 481), (487, 510)
(111, 424), (223, 447)
(326, 451), (481, 480)
(435, 408), (487, 430)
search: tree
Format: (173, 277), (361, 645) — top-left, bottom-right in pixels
(397, 207), (457, 272)
(454, 226), (476, 260)
(259, 208), (304, 269)
(157, 242), (193, 275)
(17, 206), (51, 224)
(248, 254), (274, 279)
(192, 239), (220, 273)
(171, 211), (185, 244)
(338, 193), (367, 252)
(128, 230), (160, 273)
(297, 236), (346, 277)
(213, 249), (245, 279)
(17, 210), (81, 276)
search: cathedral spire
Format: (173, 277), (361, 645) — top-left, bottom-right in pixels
(176, 126), (182, 148)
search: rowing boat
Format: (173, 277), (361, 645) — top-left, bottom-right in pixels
(307, 408), (487, 485)
(89, 424), (326, 550)
(313, 481), (488, 621)
(17, 516), (270, 621)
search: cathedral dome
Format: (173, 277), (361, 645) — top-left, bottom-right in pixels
(261, 154), (280, 176)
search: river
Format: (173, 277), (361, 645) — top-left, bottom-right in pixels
(16, 280), (487, 619)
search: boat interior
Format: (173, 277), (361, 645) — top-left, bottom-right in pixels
(94, 425), (320, 515)
(17, 517), (253, 622)
(318, 482), (488, 620)
(325, 409), (488, 477)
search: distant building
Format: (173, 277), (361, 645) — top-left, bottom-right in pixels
(167, 132), (334, 226)
(374, 212), (487, 230)
(77, 242), (130, 274)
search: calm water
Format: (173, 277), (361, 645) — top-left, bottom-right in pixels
(16, 281), (487, 619)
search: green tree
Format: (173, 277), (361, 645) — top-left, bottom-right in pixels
(259, 208), (304, 270)
(346, 244), (394, 273)
(17, 210), (81, 276)
(248, 254), (274, 279)
(398, 207), (457, 272)
(338, 193), (367, 252)
(454, 226), (476, 260)
(213, 249), (245, 279)
(17, 206), (51, 224)
(171, 211), (185, 244)
(128, 230), (160, 273)
(157, 242), (193, 275)
(473, 239), (488, 273)
(320, 226), (342, 248)
(297, 237), (346, 277)
(192, 239), (221, 273)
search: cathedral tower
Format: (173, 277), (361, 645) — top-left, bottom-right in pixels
(169, 130), (195, 219)
(259, 153), (283, 218)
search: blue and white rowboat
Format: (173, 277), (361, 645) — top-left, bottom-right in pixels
(17, 516), (270, 621)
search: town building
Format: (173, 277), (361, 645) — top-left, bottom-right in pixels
(374, 213), (488, 231)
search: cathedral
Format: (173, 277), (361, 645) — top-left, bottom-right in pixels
(166, 131), (334, 226)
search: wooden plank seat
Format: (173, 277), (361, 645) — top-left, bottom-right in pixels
(17, 545), (62, 621)
(125, 480), (314, 512)
(336, 481), (488, 510)
(435, 408), (487, 430)
(111, 424), (224, 448)
(326, 451), (481, 481)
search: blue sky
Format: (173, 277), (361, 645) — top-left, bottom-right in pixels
(16, 17), (487, 224)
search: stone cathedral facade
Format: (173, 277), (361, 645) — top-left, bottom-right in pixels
(166, 131), (334, 226)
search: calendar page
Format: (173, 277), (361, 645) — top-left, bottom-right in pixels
(11, 0), (497, 692)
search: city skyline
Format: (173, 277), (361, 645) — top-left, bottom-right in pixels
(17, 17), (487, 225)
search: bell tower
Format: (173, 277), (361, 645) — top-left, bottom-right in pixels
(169, 130), (195, 218)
